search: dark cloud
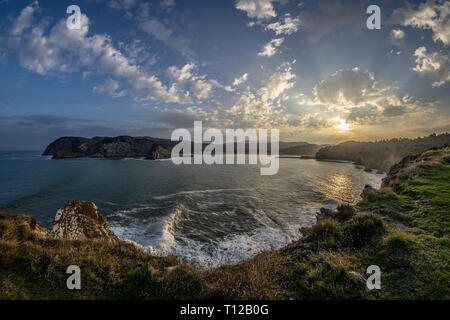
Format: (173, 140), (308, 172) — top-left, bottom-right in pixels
(382, 105), (407, 117)
(151, 110), (197, 129)
(347, 105), (379, 122)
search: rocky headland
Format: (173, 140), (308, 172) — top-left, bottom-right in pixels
(43, 136), (176, 160)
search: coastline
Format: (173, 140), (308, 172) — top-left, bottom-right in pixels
(0, 147), (448, 299)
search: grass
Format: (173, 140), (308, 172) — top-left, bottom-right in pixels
(0, 147), (449, 300)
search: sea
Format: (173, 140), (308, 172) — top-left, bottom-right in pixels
(0, 151), (384, 268)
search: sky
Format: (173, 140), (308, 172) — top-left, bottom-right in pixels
(0, 0), (449, 150)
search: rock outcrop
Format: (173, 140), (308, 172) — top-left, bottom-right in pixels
(43, 136), (177, 160)
(360, 184), (376, 199)
(316, 199), (340, 223)
(51, 200), (119, 243)
(146, 144), (172, 160)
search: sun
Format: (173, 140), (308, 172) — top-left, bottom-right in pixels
(334, 119), (352, 132)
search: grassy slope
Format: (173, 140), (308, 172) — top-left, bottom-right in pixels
(0, 148), (449, 300)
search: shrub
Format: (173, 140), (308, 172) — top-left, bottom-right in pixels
(376, 232), (414, 270)
(343, 214), (385, 247)
(305, 220), (340, 250)
(308, 220), (339, 242)
(336, 204), (356, 221)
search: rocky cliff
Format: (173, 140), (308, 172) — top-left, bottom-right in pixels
(51, 200), (119, 243)
(43, 136), (176, 160)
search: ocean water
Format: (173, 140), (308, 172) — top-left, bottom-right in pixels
(0, 151), (384, 268)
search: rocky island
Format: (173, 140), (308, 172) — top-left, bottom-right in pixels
(43, 136), (176, 160)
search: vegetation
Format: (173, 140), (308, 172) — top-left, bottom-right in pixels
(0, 147), (449, 299)
(315, 133), (450, 172)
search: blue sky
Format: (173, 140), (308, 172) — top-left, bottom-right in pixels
(0, 0), (449, 150)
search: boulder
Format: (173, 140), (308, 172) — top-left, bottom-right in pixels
(51, 200), (119, 243)
(360, 184), (376, 199)
(316, 199), (340, 223)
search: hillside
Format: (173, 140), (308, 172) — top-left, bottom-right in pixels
(315, 133), (450, 172)
(1, 147), (449, 299)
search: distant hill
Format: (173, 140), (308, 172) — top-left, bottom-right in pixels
(279, 143), (325, 156)
(315, 133), (450, 172)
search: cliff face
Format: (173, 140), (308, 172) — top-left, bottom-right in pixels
(43, 136), (175, 159)
(51, 200), (119, 243)
(315, 133), (450, 172)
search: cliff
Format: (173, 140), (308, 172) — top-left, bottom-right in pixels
(315, 133), (450, 172)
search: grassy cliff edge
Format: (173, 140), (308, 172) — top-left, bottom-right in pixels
(1, 147), (449, 299)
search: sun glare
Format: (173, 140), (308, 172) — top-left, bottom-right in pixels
(334, 119), (352, 132)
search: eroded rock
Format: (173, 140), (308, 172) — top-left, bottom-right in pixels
(51, 200), (119, 243)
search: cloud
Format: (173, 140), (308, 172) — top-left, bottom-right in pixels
(11, 0), (39, 36)
(93, 79), (128, 98)
(235, 0), (277, 20)
(259, 65), (295, 101)
(346, 105), (379, 123)
(389, 29), (405, 46)
(265, 14), (300, 35)
(313, 68), (383, 107)
(138, 18), (194, 58)
(382, 105), (407, 117)
(391, 0), (450, 46)
(300, 67), (436, 126)
(191, 79), (215, 101)
(413, 46), (449, 87)
(5, 4), (217, 105)
(232, 73), (249, 87)
(222, 63), (296, 128)
(257, 38), (284, 57)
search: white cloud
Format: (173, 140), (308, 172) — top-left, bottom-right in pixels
(413, 46), (450, 87)
(11, 1), (38, 36)
(93, 79), (127, 98)
(235, 0), (277, 20)
(191, 79), (214, 101)
(265, 14), (300, 35)
(390, 29), (405, 40)
(257, 38), (284, 57)
(167, 63), (197, 82)
(6, 5), (216, 105)
(232, 73), (249, 87)
(392, 0), (450, 46)
(259, 65), (295, 101)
